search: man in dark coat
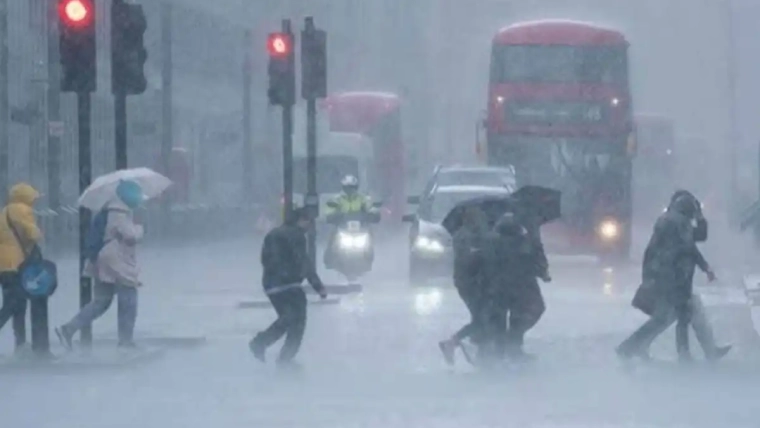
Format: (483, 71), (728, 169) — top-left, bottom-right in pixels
(481, 212), (548, 363)
(648, 191), (730, 361)
(616, 194), (708, 361)
(249, 207), (327, 367)
(439, 206), (489, 365)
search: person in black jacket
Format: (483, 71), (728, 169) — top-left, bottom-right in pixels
(439, 206), (489, 365)
(646, 191), (730, 361)
(481, 212), (548, 363)
(617, 194), (711, 361)
(249, 207), (327, 367)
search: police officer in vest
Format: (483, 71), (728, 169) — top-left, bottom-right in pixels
(323, 175), (377, 268)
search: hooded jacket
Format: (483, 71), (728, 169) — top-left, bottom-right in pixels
(642, 207), (703, 306)
(261, 218), (325, 295)
(84, 199), (144, 287)
(483, 220), (542, 299)
(0, 183), (41, 272)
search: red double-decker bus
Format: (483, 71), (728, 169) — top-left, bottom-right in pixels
(484, 19), (635, 259)
(323, 91), (406, 224)
(633, 114), (676, 224)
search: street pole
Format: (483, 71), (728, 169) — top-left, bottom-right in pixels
(47, 0), (62, 252)
(0, 0), (8, 205)
(303, 17), (318, 269)
(161, 2), (172, 228)
(115, 93), (127, 170)
(726, 0), (739, 227)
(281, 19), (294, 219)
(78, 92), (93, 346)
(243, 29), (253, 206)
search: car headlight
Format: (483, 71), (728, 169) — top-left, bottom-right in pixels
(598, 219), (620, 241)
(414, 236), (445, 253)
(338, 232), (370, 249)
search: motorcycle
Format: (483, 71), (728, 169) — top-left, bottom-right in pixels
(324, 201), (382, 283)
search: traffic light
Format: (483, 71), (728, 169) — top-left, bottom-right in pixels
(267, 32), (295, 106)
(301, 27), (326, 99)
(111, 0), (148, 95)
(59, 0), (96, 93)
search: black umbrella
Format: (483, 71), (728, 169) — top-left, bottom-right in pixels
(441, 185), (561, 236)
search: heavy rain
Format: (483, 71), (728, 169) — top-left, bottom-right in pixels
(2, 1), (760, 427)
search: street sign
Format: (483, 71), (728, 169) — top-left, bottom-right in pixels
(48, 121), (65, 137)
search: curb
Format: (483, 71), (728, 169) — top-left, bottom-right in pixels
(238, 297), (341, 309)
(0, 347), (165, 373)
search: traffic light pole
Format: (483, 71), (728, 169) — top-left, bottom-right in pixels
(47, 0), (62, 252)
(282, 103), (294, 219)
(305, 96), (317, 268)
(0, 0), (8, 205)
(281, 19), (294, 219)
(115, 94), (127, 169)
(78, 92), (93, 347)
(302, 17), (326, 270)
(161, 2), (173, 232)
(243, 29), (253, 206)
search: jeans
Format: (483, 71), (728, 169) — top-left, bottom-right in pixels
(618, 298), (677, 356)
(666, 294), (719, 357)
(63, 281), (138, 343)
(253, 288), (307, 362)
(0, 272), (26, 348)
(452, 286), (484, 344)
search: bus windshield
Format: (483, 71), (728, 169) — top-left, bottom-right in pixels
(293, 155), (359, 194)
(490, 45), (628, 84)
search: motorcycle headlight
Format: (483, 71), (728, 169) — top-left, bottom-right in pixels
(598, 219), (620, 241)
(338, 232), (370, 249)
(414, 236), (445, 253)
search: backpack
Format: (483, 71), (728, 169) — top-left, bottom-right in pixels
(84, 208), (111, 263)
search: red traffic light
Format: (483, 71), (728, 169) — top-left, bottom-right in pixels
(267, 33), (292, 57)
(60, 0), (93, 27)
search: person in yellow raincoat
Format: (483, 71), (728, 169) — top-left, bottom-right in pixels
(0, 183), (42, 352)
(323, 175), (376, 268)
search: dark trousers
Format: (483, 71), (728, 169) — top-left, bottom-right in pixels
(505, 281), (546, 351)
(254, 288), (308, 362)
(618, 298), (677, 356)
(0, 272), (26, 348)
(452, 284), (484, 344)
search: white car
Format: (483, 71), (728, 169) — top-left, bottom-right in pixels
(403, 184), (514, 284)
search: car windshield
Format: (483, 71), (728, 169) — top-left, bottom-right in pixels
(293, 155), (359, 194)
(491, 45), (628, 83)
(436, 170), (516, 188)
(427, 190), (508, 223)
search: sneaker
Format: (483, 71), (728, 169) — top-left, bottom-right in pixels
(509, 349), (537, 363)
(678, 352), (694, 364)
(13, 343), (33, 359)
(55, 326), (73, 351)
(707, 345), (732, 362)
(275, 359), (302, 371)
(438, 340), (457, 366)
(248, 338), (266, 363)
(117, 340), (139, 350)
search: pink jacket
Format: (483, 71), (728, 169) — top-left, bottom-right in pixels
(84, 199), (144, 287)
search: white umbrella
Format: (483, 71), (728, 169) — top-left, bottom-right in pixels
(78, 167), (172, 211)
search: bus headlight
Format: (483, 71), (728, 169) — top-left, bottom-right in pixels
(598, 220), (620, 241)
(414, 236), (445, 253)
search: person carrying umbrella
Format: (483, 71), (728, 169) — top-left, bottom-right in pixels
(56, 179), (147, 349)
(0, 183), (42, 353)
(439, 206), (490, 365)
(481, 211), (549, 363)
